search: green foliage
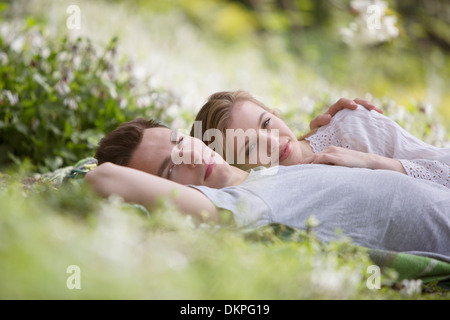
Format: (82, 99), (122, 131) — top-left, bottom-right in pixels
(0, 25), (178, 172)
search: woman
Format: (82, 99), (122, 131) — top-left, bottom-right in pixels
(87, 120), (450, 262)
(190, 90), (450, 188)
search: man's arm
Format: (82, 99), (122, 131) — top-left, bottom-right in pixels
(85, 162), (218, 222)
(309, 98), (383, 130)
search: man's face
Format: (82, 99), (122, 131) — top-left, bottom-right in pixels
(127, 127), (232, 188)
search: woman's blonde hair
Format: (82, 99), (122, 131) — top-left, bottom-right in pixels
(190, 90), (275, 159)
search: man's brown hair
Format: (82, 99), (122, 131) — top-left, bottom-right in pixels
(95, 118), (167, 166)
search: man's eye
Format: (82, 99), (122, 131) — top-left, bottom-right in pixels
(177, 136), (184, 147)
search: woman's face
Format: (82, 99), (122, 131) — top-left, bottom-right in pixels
(225, 100), (303, 170)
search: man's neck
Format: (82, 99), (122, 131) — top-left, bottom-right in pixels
(228, 165), (250, 186)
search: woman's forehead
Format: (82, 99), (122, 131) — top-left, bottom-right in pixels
(229, 100), (265, 127)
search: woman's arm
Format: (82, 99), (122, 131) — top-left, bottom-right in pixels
(303, 106), (450, 188)
(85, 162), (218, 222)
(301, 146), (406, 174)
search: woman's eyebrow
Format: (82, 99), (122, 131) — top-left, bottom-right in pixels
(258, 111), (267, 125)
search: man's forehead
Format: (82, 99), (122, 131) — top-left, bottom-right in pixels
(141, 127), (172, 146)
(128, 127), (173, 174)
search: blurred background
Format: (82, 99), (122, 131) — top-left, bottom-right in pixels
(1, 0), (449, 171)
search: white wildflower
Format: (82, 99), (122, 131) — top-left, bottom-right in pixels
(54, 80), (71, 95)
(57, 51), (70, 62)
(109, 85), (117, 99)
(341, 0), (399, 46)
(3, 90), (19, 106)
(171, 118), (187, 132)
(11, 35), (25, 53)
(166, 250), (189, 272)
(40, 47), (51, 59)
(119, 97), (128, 109)
(166, 103), (179, 118)
(136, 94), (151, 108)
(307, 215), (320, 228)
(300, 96), (316, 113)
(310, 255), (361, 298)
(30, 29), (45, 49)
(64, 98), (78, 111)
(383, 15), (399, 38)
(400, 279), (422, 296)
(0, 51), (8, 65)
(73, 54), (82, 69)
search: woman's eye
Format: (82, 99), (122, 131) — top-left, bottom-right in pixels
(246, 143), (256, 156)
(167, 166), (174, 179)
(263, 118), (271, 128)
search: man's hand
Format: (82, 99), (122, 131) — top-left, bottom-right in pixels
(309, 98), (383, 130)
(301, 146), (406, 174)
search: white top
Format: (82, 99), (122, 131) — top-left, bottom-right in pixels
(305, 106), (450, 188)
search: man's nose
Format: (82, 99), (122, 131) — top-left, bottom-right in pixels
(178, 147), (202, 167)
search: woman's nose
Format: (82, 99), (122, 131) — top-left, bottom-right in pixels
(259, 130), (280, 154)
(190, 149), (203, 167)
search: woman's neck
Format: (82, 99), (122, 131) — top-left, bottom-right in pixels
(298, 139), (315, 157)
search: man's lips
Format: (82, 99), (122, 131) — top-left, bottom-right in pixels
(279, 141), (292, 163)
(204, 158), (215, 180)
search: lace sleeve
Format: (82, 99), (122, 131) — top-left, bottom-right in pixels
(305, 125), (349, 153)
(400, 159), (450, 189)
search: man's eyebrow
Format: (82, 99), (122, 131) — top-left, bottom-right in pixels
(157, 130), (177, 177)
(238, 112), (266, 155)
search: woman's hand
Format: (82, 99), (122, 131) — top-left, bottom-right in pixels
(301, 146), (406, 174)
(309, 98), (383, 130)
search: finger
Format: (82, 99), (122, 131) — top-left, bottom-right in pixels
(353, 98), (383, 114)
(326, 98), (358, 117)
(353, 98), (374, 109)
(309, 113), (331, 130)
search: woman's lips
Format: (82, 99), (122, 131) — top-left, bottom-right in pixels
(279, 141), (292, 163)
(204, 158), (215, 180)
